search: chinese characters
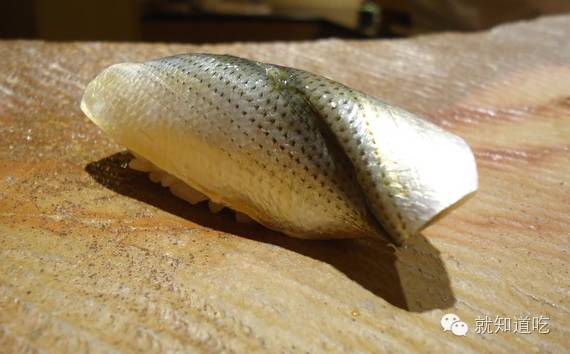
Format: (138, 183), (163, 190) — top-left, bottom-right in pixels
(474, 315), (550, 334)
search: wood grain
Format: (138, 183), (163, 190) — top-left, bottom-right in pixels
(1, 15), (569, 353)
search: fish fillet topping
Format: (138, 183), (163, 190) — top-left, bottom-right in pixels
(81, 54), (478, 245)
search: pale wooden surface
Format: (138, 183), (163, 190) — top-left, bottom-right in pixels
(1, 15), (569, 353)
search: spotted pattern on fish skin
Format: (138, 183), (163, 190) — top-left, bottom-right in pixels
(282, 67), (478, 244)
(81, 53), (478, 244)
(87, 54), (383, 239)
(285, 70), (410, 241)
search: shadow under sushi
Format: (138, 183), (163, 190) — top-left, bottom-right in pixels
(85, 151), (455, 312)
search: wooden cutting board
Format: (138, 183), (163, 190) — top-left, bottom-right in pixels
(1, 15), (569, 353)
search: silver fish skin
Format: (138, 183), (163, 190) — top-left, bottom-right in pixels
(81, 54), (478, 245)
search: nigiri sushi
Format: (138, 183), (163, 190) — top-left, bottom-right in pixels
(81, 54), (478, 245)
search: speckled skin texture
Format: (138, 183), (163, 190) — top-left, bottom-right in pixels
(81, 54), (477, 244)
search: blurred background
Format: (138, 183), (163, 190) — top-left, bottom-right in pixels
(1, 0), (569, 43)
